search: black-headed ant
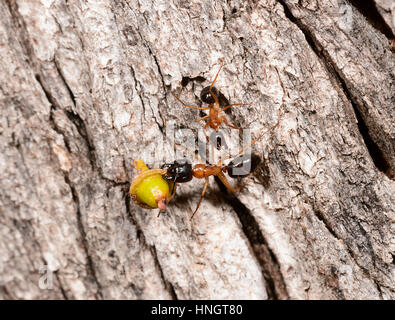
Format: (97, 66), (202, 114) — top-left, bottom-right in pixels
(161, 91), (282, 219)
(130, 109), (281, 219)
(130, 60), (284, 219)
(161, 154), (262, 220)
(171, 58), (250, 134)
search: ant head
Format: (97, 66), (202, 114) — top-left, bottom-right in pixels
(226, 154), (261, 178)
(161, 159), (193, 183)
(200, 86), (219, 104)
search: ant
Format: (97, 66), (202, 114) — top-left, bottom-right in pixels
(161, 154), (262, 220)
(160, 105), (281, 220)
(171, 58), (250, 135)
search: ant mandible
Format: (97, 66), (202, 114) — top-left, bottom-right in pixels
(171, 58), (250, 134)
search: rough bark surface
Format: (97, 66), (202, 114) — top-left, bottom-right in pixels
(374, 0), (395, 35)
(0, 0), (394, 300)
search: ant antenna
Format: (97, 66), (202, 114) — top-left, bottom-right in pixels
(221, 64), (287, 165)
(208, 58), (225, 108)
(189, 177), (209, 220)
(218, 106), (282, 165)
(170, 59), (226, 112)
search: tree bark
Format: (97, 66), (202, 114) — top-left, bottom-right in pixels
(0, 0), (394, 300)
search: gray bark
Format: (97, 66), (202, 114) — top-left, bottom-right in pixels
(0, 0), (394, 300)
(374, 0), (395, 35)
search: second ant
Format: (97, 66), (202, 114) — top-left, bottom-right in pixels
(171, 59), (251, 138)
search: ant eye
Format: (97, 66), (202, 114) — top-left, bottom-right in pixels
(200, 86), (219, 104)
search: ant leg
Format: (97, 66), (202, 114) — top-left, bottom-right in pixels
(221, 102), (251, 112)
(194, 115), (210, 143)
(224, 107), (282, 161)
(217, 172), (241, 193)
(221, 116), (241, 130)
(192, 112), (211, 144)
(202, 121), (211, 144)
(195, 114), (210, 122)
(171, 91), (209, 110)
(169, 181), (177, 198)
(208, 59), (225, 106)
(189, 177), (209, 220)
(220, 103), (252, 130)
(209, 58), (225, 91)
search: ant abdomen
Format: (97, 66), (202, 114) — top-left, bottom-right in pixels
(226, 154), (261, 178)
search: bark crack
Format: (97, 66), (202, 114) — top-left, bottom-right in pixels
(34, 65), (105, 300)
(272, 2), (390, 295)
(123, 188), (178, 300)
(348, 0), (395, 42)
(214, 177), (289, 300)
(129, 65), (147, 120)
(310, 198), (384, 298)
(276, 0), (393, 179)
(0, 285), (16, 300)
(64, 175), (104, 299)
(136, 34), (167, 133)
(124, 3), (167, 131)
(55, 271), (69, 300)
(54, 59), (77, 108)
(149, 244), (178, 300)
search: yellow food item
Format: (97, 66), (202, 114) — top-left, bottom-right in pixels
(130, 160), (176, 210)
